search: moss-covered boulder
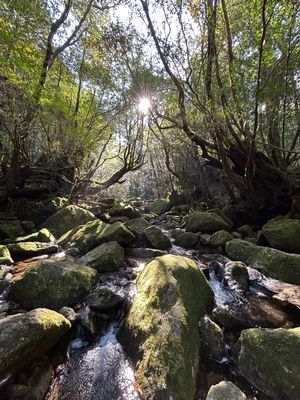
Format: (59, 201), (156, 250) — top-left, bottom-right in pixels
(0, 308), (71, 376)
(87, 287), (124, 310)
(42, 205), (97, 237)
(224, 261), (249, 291)
(118, 255), (214, 400)
(80, 241), (124, 272)
(149, 199), (171, 215)
(8, 260), (98, 309)
(10, 228), (55, 244)
(237, 327), (300, 400)
(206, 381), (246, 400)
(262, 217), (300, 253)
(144, 226), (172, 250)
(67, 220), (135, 254)
(125, 218), (150, 236)
(226, 239), (300, 284)
(109, 202), (141, 219)
(210, 230), (233, 247)
(174, 232), (198, 249)
(236, 224), (256, 238)
(7, 242), (58, 259)
(126, 247), (167, 259)
(199, 315), (225, 361)
(186, 211), (232, 233)
(0, 221), (25, 240)
(0, 245), (13, 265)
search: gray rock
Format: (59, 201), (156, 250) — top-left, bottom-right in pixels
(186, 211), (232, 233)
(80, 241), (124, 272)
(206, 381), (246, 400)
(199, 315), (225, 361)
(144, 226), (172, 250)
(87, 287), (124, 310)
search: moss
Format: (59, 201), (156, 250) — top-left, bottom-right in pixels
(186, 211), (232, 233)
(144, 226), (172, 250)
(0, 245), (13, 265)
(109, 202), (141, 219)
(262, 217), (300, 253)
(80, 241), (124, 272)
(174, 232), (198, 249)
(149, 199), (171, 215)
(238, 327), (300, 400)
(226, 239), (300, 284)
(121, 255), (214, 400)
(210, 230), (233, 247)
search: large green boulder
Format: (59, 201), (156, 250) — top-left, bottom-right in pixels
(0, 245), (13, 265)
(125, 218), (150, 236)
(67, 220), (134, 254)
(174, 232), (198, 249)
(80, 241), (124, 272)
(7, 242), (58, 259)
(119, 255), (214, 400)
(144, 225), (172, 250)
(11, 228), (55, 244)
(8, 259), (98, 309)
(42, 205), (96, 237)
(226, 239), (300, 284)
(109, 202), (141, 219)
(149, 199), (171, 215)
(0, 308), (71, 376)
(237, 327), (300, 400)
(262, 217), (300, 253)
(186, 211), (232, 233)
(210, 230), (233, 247)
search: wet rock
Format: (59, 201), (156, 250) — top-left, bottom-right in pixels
(237, 327), (300, 400)
(174, 232), (198, 249)
(80, 241), (124, 272)
(0, 267), (13, 294)
(186, 211), (232, 234)
(236, 224), (256, 238)
(170, 228), (186, 240)
(0, 221), (25, 240)
(144, 225), (172, 250)
(149, 199), (171, 215)
(0, 308), (71, 376)
(42, 205), (97, 237)
(109, 202), (141, 219)
(198, 233), (212, 245)
(8, 259), (98, 309)
(262, 217), (300, 253)
(67, 220), (135, 254)
(119, 254), (214, 400)
(126, 247), (167, 259)
(87, 287), (124, 310)
(224, 261), (249, 291)
(125, 218), (150, 236)
(7, 242), (58, 259)
(21, 356), (54, 400)
(206, 381), (246, 400)
(59, 306), (77, 323)
(10, 228), (55, 244)
(199, 315), (226, 361)
(210, 230), (233, 247)
(226, 239), (300, 284)
(0, 245), (13, 265)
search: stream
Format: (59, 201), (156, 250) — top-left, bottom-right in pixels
(1, 215), (300, 400)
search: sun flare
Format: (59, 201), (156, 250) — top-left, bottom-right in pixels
(138, 97), (151, 114)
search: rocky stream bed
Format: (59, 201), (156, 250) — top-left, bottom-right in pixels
(0, 198), (300, 400)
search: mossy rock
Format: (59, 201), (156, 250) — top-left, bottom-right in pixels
(199, 315), (225, 361)
(11, 228), (55, 244)
(236, 224), (256, 238)
(68, 220), (135, 254)
(80, 241), (124, 272)
(0, 221), (25, 240)
(144, 226), (172, 250)
(126, 247), (167, 259)
(8, 259), (98, 309)
(186, 211), (232, 234)
(109, 202), (141, 219)
(42, 205), (97, 237)
(149, 199), (171, 215)
(7, 242), (58, 259)
(87, 287), (124, 310)
(174, 232), (198, 249)
(125, 218), (151, 236)
(237, 327), (300, 400)
(0, 308), (71, 376)
(210, 230), (233, 247)
(118, 255), (214, 400)
(56, 225), (84, 246)
(262, 217), (300, 253)
(0, 245), (13, 265)
(206, 381), (246, 400)
(226, 239), (300, 284)
(170, 228), (186, 240)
